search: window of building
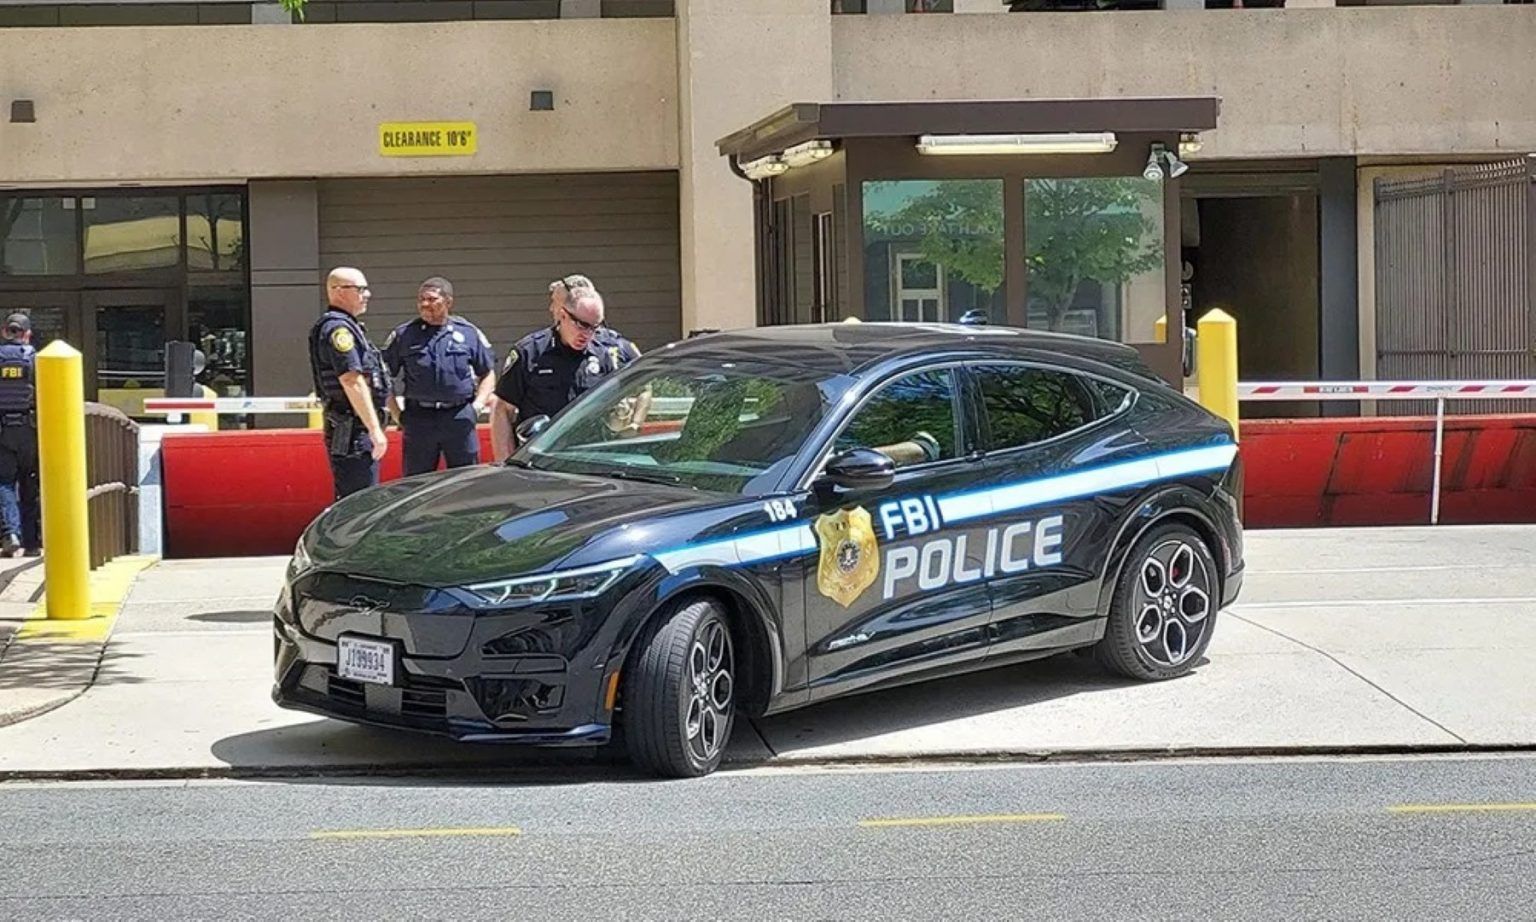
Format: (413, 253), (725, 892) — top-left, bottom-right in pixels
(83, 195), (181, 275)
(974, 364), (1115, 451)
(1023, 177), (1165, 344)
(833, 1), (953, 11)
(837, 368), (960, 466)
(862, 179), (1005, 324)
(0, 197), (77, 276)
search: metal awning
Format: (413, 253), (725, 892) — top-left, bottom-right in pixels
(716, 97), (1221, 164)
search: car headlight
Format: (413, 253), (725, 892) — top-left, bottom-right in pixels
(464, 555), (643, 607)
(289, 536), (314, 579)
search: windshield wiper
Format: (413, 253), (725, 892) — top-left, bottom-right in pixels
(502, 457), (532, 469)
(597, 469), (686, 487)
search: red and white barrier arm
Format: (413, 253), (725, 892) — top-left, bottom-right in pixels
(1239, 381), (1536, 401)
(142, 396), (321, 415)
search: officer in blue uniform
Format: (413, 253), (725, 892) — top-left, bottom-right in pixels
(308, 267), (391, 500)
(490, 283), (645, 462)
(0, 313), (39, 557)
(382, 276), (496, 476)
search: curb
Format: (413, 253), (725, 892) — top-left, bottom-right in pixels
(0, 556), (159, 728)
(2, 742), (1534, 784)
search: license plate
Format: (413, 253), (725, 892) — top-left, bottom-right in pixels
(337, 635), (395, 686)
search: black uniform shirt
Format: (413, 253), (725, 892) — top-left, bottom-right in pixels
(308, 307), (389, 418)
(494, 327), (641, 421)
(382, 316), (494, 407)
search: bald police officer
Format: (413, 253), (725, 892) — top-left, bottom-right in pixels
(309, 267), (391, 500)
(0, 313), (39, 557)
(490, 282), (644, 462)
(383, 277), (496, 476)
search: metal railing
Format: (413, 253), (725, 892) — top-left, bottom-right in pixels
(84, 402), (140, 568)
(1239, 379), (1536, 525)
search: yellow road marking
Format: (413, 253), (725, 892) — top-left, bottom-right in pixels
(1389, 803), (1536, 815)
(16, 555), (158, 642)
(858, 813), (1066, 829)
(309, 826), (524, 840)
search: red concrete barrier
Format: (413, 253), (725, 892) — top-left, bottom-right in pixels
(1239, 414), (1536, 528)
(159, 415), (1536, 558)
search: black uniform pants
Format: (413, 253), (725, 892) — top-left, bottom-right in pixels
(401, 403), (480, 477)
(323, 414), (379, 501)
(0, 423), (40, 549)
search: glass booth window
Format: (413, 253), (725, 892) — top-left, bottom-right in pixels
(1023, 177), (1164, 344)
(84, 195), (181, 274)
(186, 192), (245, 273)
(188, 288), (250, 399)
(862, 180), (1005, 324)
(1, 197), (78, 276)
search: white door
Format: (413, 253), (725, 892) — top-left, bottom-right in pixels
(894, 252), (944, 322)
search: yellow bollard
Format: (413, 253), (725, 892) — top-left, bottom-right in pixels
(307, 393), (323, 430)
(1196, 308), (1240, 441)
(36, 341), (91, 620)
(190, 385), (219, 432)
(1153, 315), (1167, 345)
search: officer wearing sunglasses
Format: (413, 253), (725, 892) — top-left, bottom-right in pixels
(489, 277), (644, 462)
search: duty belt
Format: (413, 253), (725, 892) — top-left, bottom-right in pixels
(408, 399), (469, 410)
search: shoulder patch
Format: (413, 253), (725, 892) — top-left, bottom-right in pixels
(502, 350), (519, 374)
(330, 327), (355, 354)
(384, 327), (398, 348)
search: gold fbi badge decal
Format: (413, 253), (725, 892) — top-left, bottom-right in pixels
(815, 507), (880, 608)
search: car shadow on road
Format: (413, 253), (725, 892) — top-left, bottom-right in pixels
(206, 651), (1205, 788)
(749, 650), (1208, 754)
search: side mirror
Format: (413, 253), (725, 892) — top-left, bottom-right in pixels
(819, 448), (895, 492)
(516, 415), (551, 444)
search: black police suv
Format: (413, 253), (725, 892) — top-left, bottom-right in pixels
(274, 322), (1244, 777)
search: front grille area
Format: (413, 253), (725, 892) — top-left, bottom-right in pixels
(465, 677), (564, 723)
(401, 686), (448, 719)
(327, 674), (366, 709)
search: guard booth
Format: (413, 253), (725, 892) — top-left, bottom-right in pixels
(715, 97), (1221, 385)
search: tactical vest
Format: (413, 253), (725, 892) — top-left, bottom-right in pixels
(308, 310), (389, 418)
(0, 342), (36, 417)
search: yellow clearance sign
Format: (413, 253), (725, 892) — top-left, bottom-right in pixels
(378, 122), (477, 157)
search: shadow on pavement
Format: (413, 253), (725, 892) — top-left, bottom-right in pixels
(752, 651), (1206, 751)
(208, 719), (662, 787)
(0, 642), (146, 691)
(187, 610), (272, 625)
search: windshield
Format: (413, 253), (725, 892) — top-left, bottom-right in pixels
(515, 361), (839, 495)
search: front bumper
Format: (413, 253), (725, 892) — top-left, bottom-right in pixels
(271, 573), (626, 746)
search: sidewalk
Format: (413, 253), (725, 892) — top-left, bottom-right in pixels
(0, 526), (1532, 777)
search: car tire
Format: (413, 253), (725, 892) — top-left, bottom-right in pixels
(623, 597), (737, 778)
(1094, 523), (1220, 682)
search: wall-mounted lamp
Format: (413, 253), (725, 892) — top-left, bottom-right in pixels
(740, 155), (789, 181)
(1143, 142), (1190, 182)
(529, 90), (554, 112)
(10, 100), (35, 124)
(1179, 132), (1202, 157)
(916, 132), (1118, 156)
(780, 139), (834, 168)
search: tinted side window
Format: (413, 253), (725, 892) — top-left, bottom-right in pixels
(837, 369), (958, 467)
(976, 365), (1105, 451)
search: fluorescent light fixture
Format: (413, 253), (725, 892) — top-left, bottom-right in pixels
(781, 139), (834, 168)
(916, 132), (1118, 156)
(740, 155), (789, 180)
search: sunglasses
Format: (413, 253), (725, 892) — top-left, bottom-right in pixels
(336, 284), (370, 292)
(563, 308), (604, 334)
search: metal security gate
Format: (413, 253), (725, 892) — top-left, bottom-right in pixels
(1374, 157), (1536, 415)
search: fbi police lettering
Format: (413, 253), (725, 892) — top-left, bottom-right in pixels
(876, 495), (1065, 601)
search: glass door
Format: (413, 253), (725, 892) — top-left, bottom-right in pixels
(0, 291), (79, 357)
(84, 289), (178, 419)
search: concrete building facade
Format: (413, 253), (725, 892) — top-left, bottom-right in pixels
(0, 0), (1531, 417)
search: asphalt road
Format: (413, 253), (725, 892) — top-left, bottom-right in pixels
(2, 755), (1534, 921)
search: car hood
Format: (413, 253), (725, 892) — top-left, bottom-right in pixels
(304, 464), (721, 586)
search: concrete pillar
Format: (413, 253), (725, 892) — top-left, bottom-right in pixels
(1319, 157), (1359, 415)
(676, 0), (833, 333)
(248, 180), (321, 416)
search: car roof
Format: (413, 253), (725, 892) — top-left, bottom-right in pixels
(656, 321), (1158, 381)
